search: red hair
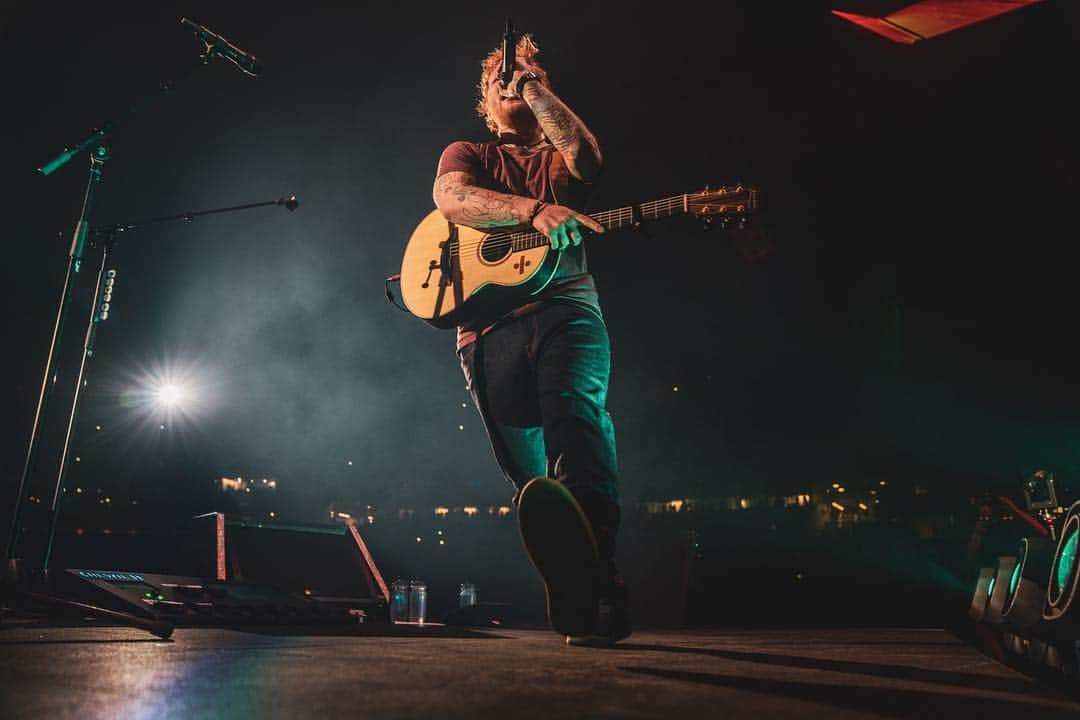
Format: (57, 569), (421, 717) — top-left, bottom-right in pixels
(476, 33), (551, 134)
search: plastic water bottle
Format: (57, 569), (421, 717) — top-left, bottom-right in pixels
(390, 579), (408, 622)
(458, 582), (478, 607)
(408, 580), (427, 624)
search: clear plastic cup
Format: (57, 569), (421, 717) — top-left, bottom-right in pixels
(390, 579), (409, 622)
(458, 582), (478, 607)
(408, 580), (427, 624)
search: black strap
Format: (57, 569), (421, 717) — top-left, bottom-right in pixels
(384, 273), (409, 313)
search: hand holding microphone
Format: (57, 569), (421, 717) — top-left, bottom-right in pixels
(500, 18), (515, 89)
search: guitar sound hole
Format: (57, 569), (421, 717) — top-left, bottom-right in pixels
(480, 236), (512, 264)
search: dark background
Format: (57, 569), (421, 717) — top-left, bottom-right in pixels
(1, 1), (1077, 623)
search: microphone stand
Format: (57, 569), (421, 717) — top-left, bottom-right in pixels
(4, 194), (296, 639)
(41, 195), (300, 573)
(4, 36), (280, 639)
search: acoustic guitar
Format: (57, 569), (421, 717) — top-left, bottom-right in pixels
(399, 185), (758, 328)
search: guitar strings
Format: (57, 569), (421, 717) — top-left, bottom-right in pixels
(447, 190), (748, 255)
(449, 195), (685, 253)
(448, 194), (693, 255)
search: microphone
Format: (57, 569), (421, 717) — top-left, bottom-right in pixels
(500, 18), (515, 89)
(180, 17), (262, 77)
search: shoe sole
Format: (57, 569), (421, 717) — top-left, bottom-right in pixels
(565, 633), (617, 647)
(517, 478), (599, 637)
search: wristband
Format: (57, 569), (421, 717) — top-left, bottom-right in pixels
(527, 200), (548, 225)
(514, 71), (541, 98)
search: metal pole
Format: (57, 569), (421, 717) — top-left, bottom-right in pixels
(43, 235), (112, 570)
(5, 149), (106, 564)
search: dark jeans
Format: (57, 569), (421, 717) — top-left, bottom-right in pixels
(458, 301), (620, 561)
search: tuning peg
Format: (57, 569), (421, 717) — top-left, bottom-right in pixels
(701, 217), (713, 232)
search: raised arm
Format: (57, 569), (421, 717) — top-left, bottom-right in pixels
(517, 77), (603, 182)
(433, 170), (604, 249)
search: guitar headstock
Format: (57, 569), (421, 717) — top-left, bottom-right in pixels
(686, 185), (758, 223)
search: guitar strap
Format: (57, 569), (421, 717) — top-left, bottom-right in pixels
(547, 147), (591, 211)
(547, 148), (571, 209)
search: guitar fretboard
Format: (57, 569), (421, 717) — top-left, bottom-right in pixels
(501, 194), (689, 252)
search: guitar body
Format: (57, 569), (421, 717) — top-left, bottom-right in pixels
(397, 183), (757, 329)
(399, 210), (558, 329)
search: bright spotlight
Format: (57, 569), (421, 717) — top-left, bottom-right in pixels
(156, 383), (185, 407)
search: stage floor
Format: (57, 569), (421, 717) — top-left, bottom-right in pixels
(1, 624), (1077, 718)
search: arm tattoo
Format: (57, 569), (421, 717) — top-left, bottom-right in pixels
(434, 171), (526, 228)
(522, 83), (602, 175)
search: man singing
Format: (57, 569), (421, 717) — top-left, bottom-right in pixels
(432, 34), (629, 645)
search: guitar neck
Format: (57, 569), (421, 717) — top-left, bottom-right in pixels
(508, 194), (688, 251)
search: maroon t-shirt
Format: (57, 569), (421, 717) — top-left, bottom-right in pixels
(436, 140), (601, 349)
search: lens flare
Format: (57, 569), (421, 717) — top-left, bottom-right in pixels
(156, 383), (185, 407)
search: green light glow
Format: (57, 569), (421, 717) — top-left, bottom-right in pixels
(1055, 529), (1078, 597)
(1009, 560), (1022, 598)
(987, 576), (996, 601)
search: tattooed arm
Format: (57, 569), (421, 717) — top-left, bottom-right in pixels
(434, 170), (604, 249)
(519, 79), (603, 182)
(433, 171), (536, 229)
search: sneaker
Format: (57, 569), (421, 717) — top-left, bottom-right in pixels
(517, 477), (600, 637)
(566, 575), (632, 647)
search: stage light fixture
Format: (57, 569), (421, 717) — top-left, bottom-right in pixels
(968, 567), (995, 623)
(156, 383), (185, 408)
(1001, 536), (1055, 631)
(983, 555), (1018, 626)
(1043, 501), (1080, 629)
(120, 357), (213, 429)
